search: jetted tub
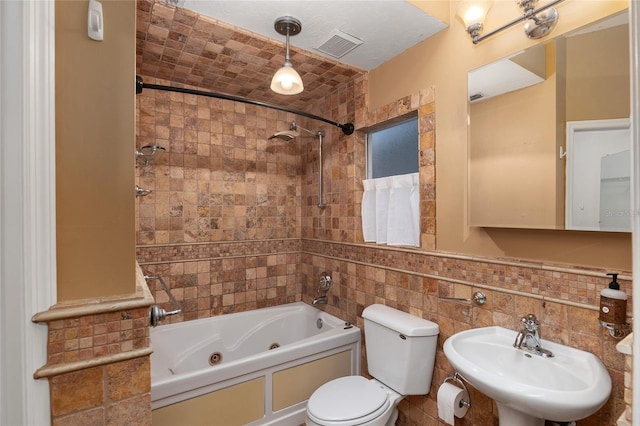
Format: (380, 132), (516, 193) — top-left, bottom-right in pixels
(150, 302), (361, 426)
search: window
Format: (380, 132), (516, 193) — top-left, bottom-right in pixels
(362, 115), (420, 247)
(366, 116), (419, 179)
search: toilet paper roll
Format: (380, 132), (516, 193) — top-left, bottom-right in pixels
(437, 382), (469, 425)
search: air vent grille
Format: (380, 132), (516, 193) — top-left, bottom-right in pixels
(314, 29), (363, 58)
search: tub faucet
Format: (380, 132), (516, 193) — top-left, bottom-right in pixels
(145, 275), (183, 327)
(513, 314), (554, 358)
(312, 295), (328, 306)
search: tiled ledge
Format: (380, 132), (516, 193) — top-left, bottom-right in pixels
(32, 263), (153, 379)
(617, 332), (633, 355)
(32, 263), (154, 323)
(33, 347), (153, 379)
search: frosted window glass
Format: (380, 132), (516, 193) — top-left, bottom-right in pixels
(367, 118), (418, 178)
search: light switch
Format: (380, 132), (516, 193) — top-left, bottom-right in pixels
(88, 0), (103, 41)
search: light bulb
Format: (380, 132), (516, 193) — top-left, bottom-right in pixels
(280, 78), (294, 90)
(456, 0), (493, 28)
(270, 64), (304, 95)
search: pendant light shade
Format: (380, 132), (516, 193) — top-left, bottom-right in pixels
(271, 16), (304, 95)
(271, 62), (304, 95)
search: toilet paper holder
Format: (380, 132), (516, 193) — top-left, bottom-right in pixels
(442, 372), (471, 408)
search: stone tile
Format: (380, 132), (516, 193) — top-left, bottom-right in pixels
(106, 357), (151, 401)
(50, 367), (104, 417)
(52, 407), (105, 426)
(106, 394), (152, 426)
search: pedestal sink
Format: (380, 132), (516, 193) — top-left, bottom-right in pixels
(443, 326), (611, 426)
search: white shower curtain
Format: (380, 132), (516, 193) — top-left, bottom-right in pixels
(361, 172), (420, 247)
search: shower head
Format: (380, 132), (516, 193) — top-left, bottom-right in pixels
(268, 121), (325, 141)
(268, 129), (300, 141)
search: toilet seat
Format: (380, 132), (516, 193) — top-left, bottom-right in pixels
(307, 376), (390, 425)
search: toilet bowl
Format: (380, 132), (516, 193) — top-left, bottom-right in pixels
(305, 304), (439, 426)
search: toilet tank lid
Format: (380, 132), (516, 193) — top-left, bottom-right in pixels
(362, 304), (439, 337)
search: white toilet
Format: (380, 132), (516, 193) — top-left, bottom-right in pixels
(305, 304), (439, 426)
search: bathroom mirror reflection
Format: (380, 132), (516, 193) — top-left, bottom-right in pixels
(468, 10), (630, 232)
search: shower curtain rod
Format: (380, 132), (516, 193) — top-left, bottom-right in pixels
(135, 76), (355, 135)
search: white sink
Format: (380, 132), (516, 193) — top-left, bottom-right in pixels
(443, 326), (611, 426)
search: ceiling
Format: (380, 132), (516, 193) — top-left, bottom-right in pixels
(136, 0), (447, 111)
(176, 0), (447, 71)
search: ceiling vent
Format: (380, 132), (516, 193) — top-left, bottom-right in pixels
(314, 29), (363, 59)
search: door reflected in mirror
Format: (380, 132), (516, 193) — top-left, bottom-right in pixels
(468, 10), (630, 232)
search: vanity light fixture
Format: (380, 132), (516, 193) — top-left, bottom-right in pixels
(456, 0), (494, 42)
(458, 0), (565, 44)
(270, 16), (304, 95)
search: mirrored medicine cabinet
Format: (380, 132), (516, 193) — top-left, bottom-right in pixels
(468, 10), (630, 232)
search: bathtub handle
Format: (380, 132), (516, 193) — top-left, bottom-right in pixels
(145, 275), (183, 327)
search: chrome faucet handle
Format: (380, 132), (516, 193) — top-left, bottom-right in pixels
(521, 314), (539, 332)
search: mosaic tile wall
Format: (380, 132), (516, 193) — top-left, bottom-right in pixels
(42, 305), (151, 426)
(136, 80), (303, 245)
(299, 242), (629, 426)
(138, 245), (301, 319)
(135, 77), (315, 316)
(46, 308), (149, 365)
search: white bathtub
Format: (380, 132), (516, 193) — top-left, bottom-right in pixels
(150, 302), (361, 426)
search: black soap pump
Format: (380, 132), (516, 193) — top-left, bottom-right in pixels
(599, 273), (627, 325)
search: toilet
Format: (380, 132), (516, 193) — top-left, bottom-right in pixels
(305, 304), (439, 426)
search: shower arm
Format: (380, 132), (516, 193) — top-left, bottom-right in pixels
(290, 122), (326, 209)
(136, 76), (355, 136)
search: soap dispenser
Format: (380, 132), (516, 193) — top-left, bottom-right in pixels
(599, 273), (627, 325)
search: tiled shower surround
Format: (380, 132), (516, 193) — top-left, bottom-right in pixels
(135, 74), (630, 424)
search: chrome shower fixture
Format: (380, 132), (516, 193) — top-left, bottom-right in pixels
(135, 144), (166, 167)
(267, 121), (317, 141)
(268, 122), (300, 141)
(144, 275), (183, 327)
(135, 185), (152, 197)
(267, 121), (327, 209)
(291, 121), (319, 137)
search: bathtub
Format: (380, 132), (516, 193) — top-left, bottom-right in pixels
(150, 302), (361, 426)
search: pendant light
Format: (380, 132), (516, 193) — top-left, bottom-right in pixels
(270, 16), (304, 95)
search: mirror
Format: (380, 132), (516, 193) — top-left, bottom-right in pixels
(468, 11), (630, 231)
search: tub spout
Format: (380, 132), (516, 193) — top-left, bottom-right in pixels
(312, 296), (328, 306)
(145, 274), (183, 327)
(150, 305), (182, 327)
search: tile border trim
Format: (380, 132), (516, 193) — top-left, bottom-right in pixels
(33, 347), (153, 379)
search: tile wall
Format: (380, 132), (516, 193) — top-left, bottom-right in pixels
(36, 301), (152, 425)
(134, 13), (630, 426)
(136, 67), (629, 424)
(136, 80), (307, 317)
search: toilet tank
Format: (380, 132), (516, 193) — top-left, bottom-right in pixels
(362, 304), (439, 395)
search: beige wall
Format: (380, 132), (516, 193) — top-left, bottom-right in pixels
(375, 0), (631, 270)
(566, 23), (630, 121)
(56, 0), (136, 300)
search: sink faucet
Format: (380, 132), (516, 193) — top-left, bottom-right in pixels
(513, 314), (554, 358)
